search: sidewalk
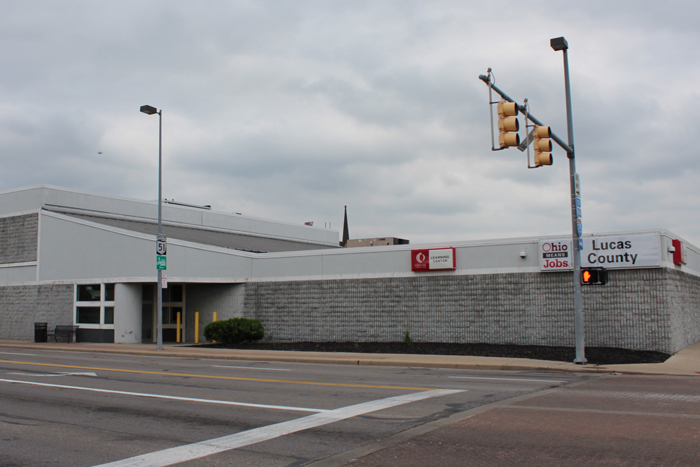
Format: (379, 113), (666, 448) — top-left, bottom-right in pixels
(1, 340), (698, 376)
(328, 373), (700, 467)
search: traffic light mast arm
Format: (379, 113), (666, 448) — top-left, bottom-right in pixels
(479, 73), (573, 156)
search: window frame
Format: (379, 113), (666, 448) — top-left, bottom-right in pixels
(74, 283), (116, 329)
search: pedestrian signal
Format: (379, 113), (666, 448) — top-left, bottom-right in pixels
(581, 267), (607, 285)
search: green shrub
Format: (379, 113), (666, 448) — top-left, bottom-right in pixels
(403, 330), (413, 346)
(204, 318), (264, 345)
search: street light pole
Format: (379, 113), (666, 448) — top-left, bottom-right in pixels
(551, 37), (586, 364)
(140, 104), (164, 351)
(478, 38), (586, 364)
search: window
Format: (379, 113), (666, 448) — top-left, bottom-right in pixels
(77, 307), (100, 324)
(163, 306), (182, 325)
(77, 284), (101, 302)
(104, 307), (114, 325)
(75, 284), (116, 328)
(162, 285), (183, 303)
(105, 284), (115, 301)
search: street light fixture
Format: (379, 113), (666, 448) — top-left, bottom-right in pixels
(140, 105), (158, 115)
(140, 104), (164, 351)
(550, 36), (568, 51)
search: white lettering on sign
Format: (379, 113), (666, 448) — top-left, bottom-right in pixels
(539, 233), (660, 271)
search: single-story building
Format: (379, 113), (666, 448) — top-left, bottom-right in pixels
(1, 185), (698, 354)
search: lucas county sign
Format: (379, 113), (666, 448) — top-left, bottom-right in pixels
(539, 233), (661, 271)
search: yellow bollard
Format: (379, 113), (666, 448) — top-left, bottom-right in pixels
(195, 312), (199, 345)
(176, 312), (181, 343)
(212, 312), (218, 344)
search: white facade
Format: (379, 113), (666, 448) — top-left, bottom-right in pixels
(1, 185), (699, 351)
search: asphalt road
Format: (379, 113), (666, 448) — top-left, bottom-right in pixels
(0, 349), (590, 466)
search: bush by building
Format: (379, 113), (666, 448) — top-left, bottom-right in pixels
(203, 318), (264, 345)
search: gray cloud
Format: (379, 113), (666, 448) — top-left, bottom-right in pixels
(2, 0), (700, 246)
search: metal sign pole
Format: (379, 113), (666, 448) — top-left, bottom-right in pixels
(140, 104), (166, 351)
(156, 109), (164, 351)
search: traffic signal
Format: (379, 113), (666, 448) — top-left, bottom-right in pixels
(533, 125), (553, 167)
(581, 267), (608, 285)
(497, 101), (520, 148)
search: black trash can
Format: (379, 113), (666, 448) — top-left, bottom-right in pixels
(34, 322), (48, 343)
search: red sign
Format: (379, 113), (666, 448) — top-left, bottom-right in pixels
(411, 248), (456, 272)
(672, 239), (686, 265)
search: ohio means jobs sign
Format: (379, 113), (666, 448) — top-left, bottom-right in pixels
(412, 248), (456, 272)
(539, 233), (661, 271)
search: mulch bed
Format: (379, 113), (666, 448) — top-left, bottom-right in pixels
(190, 341), (671, 365)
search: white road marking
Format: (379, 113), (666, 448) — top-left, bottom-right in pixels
(211, 365), (291, 371)
(0, 378), (327, 413)
(7, 371), (98, 377)
(92, 389), (463, 467)
(7, 372), (56, 377)
(58, 371), (98, 377)
(448, 376), (567, 383)
(0, 351), (36, 356)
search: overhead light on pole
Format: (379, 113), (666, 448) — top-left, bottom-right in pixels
(140, 104), (164, 351)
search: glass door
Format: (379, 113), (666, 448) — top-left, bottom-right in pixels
(151, 284), (186, 343)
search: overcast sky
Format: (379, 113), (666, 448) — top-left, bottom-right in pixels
(2, 1), (699, 246)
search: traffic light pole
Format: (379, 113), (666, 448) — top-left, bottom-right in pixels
(555, 38), (586, 364)
(478, 36), (587, 364)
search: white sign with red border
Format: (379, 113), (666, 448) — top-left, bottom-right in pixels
(412, 248), (456, 272)
(539, 233), (660, 271)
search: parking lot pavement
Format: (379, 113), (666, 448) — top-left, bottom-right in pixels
(335, 375), (700, 467)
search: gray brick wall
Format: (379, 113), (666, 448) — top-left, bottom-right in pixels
(2, 267), (697, 351)
(582, 269), (670, 352)
(0, 214), (38, 264)
(664, 268), (700, 352)
(244, 268), (700, 354)
(186, 283), (245, 342)
(0, 284), (74, 340)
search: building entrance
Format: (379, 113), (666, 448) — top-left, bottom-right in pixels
(141, 284), (186, 343)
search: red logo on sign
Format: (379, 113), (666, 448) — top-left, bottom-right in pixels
(412, 249), (430, 271)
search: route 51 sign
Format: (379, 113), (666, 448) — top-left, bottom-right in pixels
(156, 233), (167, 256)
(156, 240), (167, 255)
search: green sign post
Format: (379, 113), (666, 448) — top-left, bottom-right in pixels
(156, 255), (167, 271)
